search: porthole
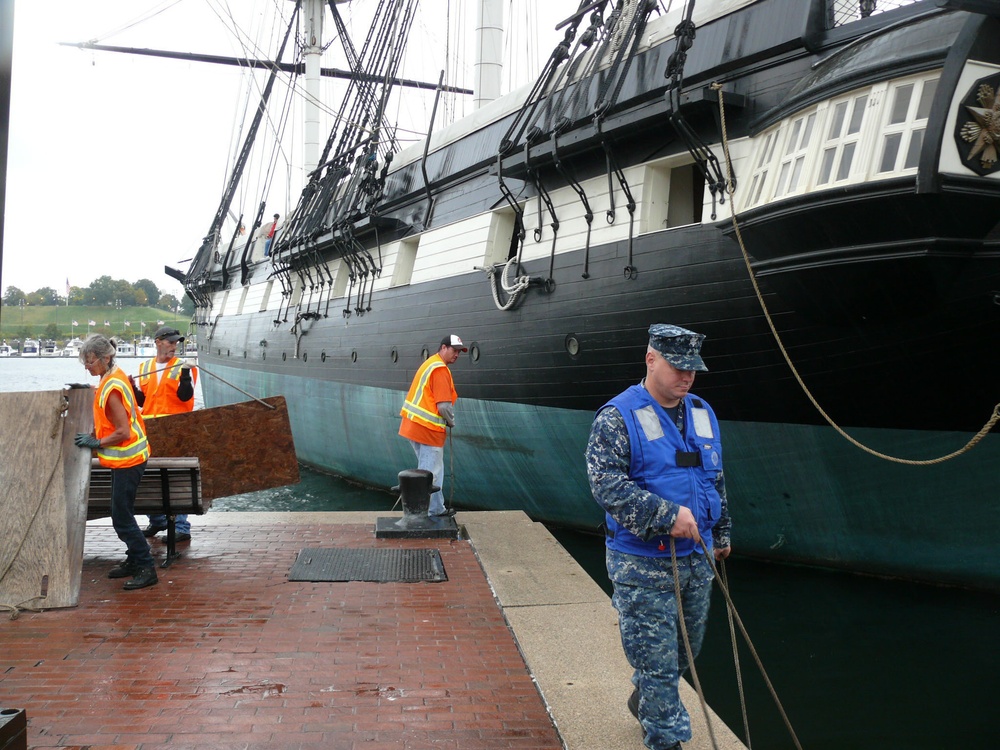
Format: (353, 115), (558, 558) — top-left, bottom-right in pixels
(565, 334), (581, 359)
(421, 347), (430, 360)
(391, 348), (398, 363)
(469, 343), (481, 363)
(351, 350), (358, 363)
(243, 351), (247, 358)
(302, 352), (308, 362)
(282, 352), (287, 361)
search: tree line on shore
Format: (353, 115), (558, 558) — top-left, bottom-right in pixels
(2, 275), (193, 314)
(1, 276), (194, 349)
(1, 306), (191, 350)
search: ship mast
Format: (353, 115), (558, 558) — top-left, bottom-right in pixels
(474, 0), (504, 109)
(301, 0), (326, 177)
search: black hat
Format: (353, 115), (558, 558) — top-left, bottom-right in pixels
(153, 326), (184, 343)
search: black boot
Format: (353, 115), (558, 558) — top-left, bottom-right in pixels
(107, 560), (138, 579)
(123, 566), (158, 590)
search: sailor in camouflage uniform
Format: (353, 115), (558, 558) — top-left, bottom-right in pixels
(586, 324), (732, 750)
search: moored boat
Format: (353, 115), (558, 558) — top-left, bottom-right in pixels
(115, 340), (136, 358)
(87, 0), (1000, 588)
(135, 337), (156, 359)
(60, 337), (85, 358)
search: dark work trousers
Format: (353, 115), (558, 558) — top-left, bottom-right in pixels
(110, 461), (154, 568)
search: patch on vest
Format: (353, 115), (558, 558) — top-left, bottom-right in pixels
(635, 405), (665, 441)
(691, 407), (714, 439)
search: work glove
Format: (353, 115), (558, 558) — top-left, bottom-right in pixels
(128, 375), (146, 407)
(437, 402), (455, 428)
(75, 433), (101, 449)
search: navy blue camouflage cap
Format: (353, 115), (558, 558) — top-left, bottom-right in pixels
(648, 324), (708, 372)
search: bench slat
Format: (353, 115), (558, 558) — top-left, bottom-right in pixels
(87, 457), (208, 520)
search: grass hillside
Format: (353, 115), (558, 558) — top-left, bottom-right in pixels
(0, 305), (191, 343)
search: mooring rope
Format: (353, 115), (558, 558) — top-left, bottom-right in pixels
(671, 534), (805, 750)
(671, 537), (721, 750)
(720, 560), (752, 748)
(447, 425), (456, 512)
(478, 258), (532, 311)
(710, 82), (1000, 464)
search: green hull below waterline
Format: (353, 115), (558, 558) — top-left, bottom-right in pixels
(203, 365), (999, 590)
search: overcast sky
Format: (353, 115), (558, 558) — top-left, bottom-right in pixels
(2, 0), (565, 302)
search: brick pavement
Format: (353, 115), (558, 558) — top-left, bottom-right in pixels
(0, 522), (563, 749)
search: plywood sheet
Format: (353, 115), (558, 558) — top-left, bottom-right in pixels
(143, 396), (298, 500)
(0, 388), (94, 611)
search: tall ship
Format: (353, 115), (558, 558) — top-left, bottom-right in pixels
(94, 0), (999, 588)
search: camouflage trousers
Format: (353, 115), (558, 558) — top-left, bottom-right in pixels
(607, 549), (714, 749)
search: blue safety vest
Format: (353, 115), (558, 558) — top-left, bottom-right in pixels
(603, 385), (723, 558)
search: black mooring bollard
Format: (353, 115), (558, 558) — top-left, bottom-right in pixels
(376, 469), (456, 539)
(0, 708), (27, 750)
(393, 469), (440, 521)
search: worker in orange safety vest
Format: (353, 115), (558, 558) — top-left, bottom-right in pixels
(399, 334), (466, 517)
(134, 326), (198, 542)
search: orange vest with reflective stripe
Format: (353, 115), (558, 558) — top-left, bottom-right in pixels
(138, 356), (197, 417)
(400, 354), (457, 433)
(94, 366), (150, 468)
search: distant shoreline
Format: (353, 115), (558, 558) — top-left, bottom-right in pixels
(0, 305), (191, 346)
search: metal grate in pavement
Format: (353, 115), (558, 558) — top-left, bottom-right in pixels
(288, 548), (447, 582)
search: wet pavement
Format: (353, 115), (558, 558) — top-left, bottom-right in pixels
(1, 511), (746, 750)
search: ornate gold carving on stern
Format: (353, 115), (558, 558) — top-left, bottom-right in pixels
(955, 73), (1000, 176)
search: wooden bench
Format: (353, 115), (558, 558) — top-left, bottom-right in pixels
(87, 457), (207, 568)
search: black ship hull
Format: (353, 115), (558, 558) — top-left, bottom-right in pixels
(185, 1), (1000, 588)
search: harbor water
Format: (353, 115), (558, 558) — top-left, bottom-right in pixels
(3, 356), (998, 748)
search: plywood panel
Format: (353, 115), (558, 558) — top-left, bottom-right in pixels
(143, 396), (299, 500)
(0, 388), (94, 611)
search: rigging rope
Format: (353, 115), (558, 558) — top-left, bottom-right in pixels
(710, 82), (1000, 464)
